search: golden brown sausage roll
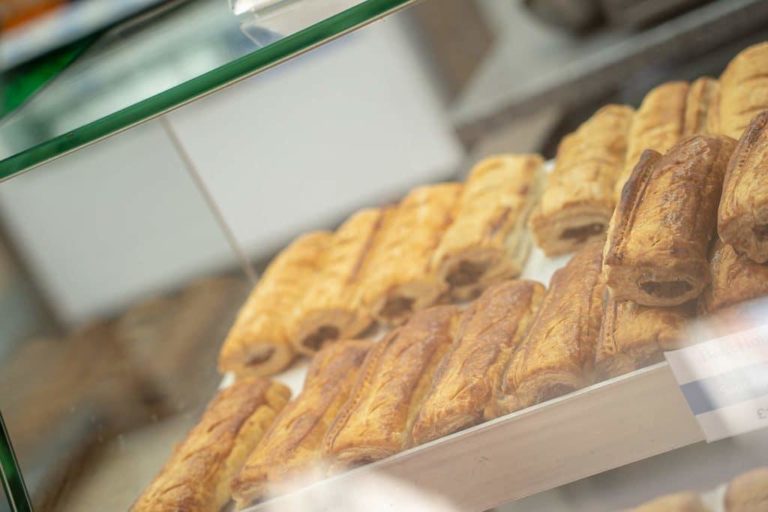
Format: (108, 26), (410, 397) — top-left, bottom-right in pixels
(725, 467), (768, 512)
(132, 377), (290, 512)
(501, 241), (604, 412)
(684, 77), (720, 137)
(218, 232), (331, 377)
(410, 280), (544, 446)
(359, 184), (462, 326)
(631, 492), (710, 512)
(720, 42), (768, 139)
(616, 81), (689, 199)
(290, 209), (382, 355)
(231, 340), (370, 507)
(719, 111), (768, 263)
(605, 135), (736, 307)
(595, 293), (692, 379)
(700, 240), (768, 314)
(324, 306), (459, 467)
(530, 104), (634, 256)
(432, 155), (544, 300)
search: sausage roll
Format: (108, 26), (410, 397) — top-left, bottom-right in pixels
(720, 42), (768, 139)
(530, 104), (634, 256)
(231, 340), (370, 507)
(290, 209), (382, 355)
(725, 467), (768, 512)
(684, 77), (720, 137)
(631, 493), (710, 512)
(132, 377), (290, 512)
(719, 111), (768, 263)
(501, 241), (604, 412)
(359, 184), (462, 326)
(616, 81), (689, 199)
(595, 293), (692, 379)
(605, 135), (736, 307)
(325, 306), (459, 467)
(218, 232), (330, 377)
(432, 155), (544, 300)
(700, 240), (768, 314)
(410, 280), (544, 446)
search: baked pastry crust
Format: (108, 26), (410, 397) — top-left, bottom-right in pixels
(218, 232), (331, 377)
(725, 466), (768, 512)
(595, 293), (692, 379)
(359, 184), (462, 326)
(631, 492), (710, 512)
(410, 280), (544, 445)
(700, 240), (768, 314)
(502, 241), (604, 412)
(720, 42), (768, 139)
(132, 377), (290, 512)
(325, 306), (459, 466)
(432, 154), (544, 300)
(684, 77), (720, 137)
(530, 105), (634, 256)
(719, 110), (768, 263)
(604, 135), (736, 306)
(290, 209), (382, 355)
(231, 340), (370, 507)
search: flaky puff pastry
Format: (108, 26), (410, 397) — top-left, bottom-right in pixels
(359, 184), (462, 326)
(290, 209), (382, 356)
(231, 340), (370, 508)
(595, 293), (692, 379)
(432, 155), (544, 300)
(219, 232), (331, 377)
(605, 135), (736, 307)
(725, 467), (768, 512)
(410, 280), (545, 446)
(501, 242), (604, 412)
(720, 42), (768, 139)
(700, 240), (768, 314)
(324, 306), (459, 467)
(719, 111), (768, 263)
(630, 493), (710, 512)
(132, 377), (290, 512)
(530, 105), (634, 256)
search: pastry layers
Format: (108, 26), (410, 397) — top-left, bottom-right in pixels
(359, 184), (462, 326)
(631, 492), (710, 512)
(219, 232), (330, 377)
(720, 42), (768, 139)
(700, 240), (768, 314)
(502, 241), (604, 411)
(530, 105), (634, 256)
(325, 306), (459, 466)
(132, 377), (290, 512)
(410, 280), (544, 445)
(725, 467), (768, 512)
(605, 135), (736, 307)
(719, 110), (768, 263)
(231, 340), (370, 507)
(290, 209), (382, 355)
(432, 155), (544, 300)
(595, 294), (692, 379)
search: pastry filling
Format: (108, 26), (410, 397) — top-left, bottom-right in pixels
(560, 223), (604, 242)
(302, 326), (340, 351)
(754, 224), (768, 239)
(380, 296), (414, 319)
(446, 260), (487, 287)
(246, 348), (275, 366)
(640, 280), (692, 298)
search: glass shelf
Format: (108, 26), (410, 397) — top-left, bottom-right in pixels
(0, 0), (413, 182)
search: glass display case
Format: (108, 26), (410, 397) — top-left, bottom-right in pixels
(1, 1), (767, 511)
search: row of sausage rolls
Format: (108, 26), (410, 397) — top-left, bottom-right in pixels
(219, 155), (544, 378)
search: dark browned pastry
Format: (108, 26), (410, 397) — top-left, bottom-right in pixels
(501, 241), (605, 412)
(231, 340), (370, 507)
(604, 135), (736, 307)
(720, 42), (768, 139)
(324, 306), (459, 467)
(700, 240), (768, 314)
(131, 377), (290, 512)
(630, 492), (710, 512)
(719, 111), (768, 263)
(725, 467), (768, 512)
(410, 280), (544, 445)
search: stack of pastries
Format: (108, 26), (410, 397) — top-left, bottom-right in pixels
(134, 42), (768, 511)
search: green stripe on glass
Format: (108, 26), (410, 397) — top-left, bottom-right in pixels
(0, 412), (32, 512)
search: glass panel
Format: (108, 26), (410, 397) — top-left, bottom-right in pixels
(0, 0), (413, 180)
